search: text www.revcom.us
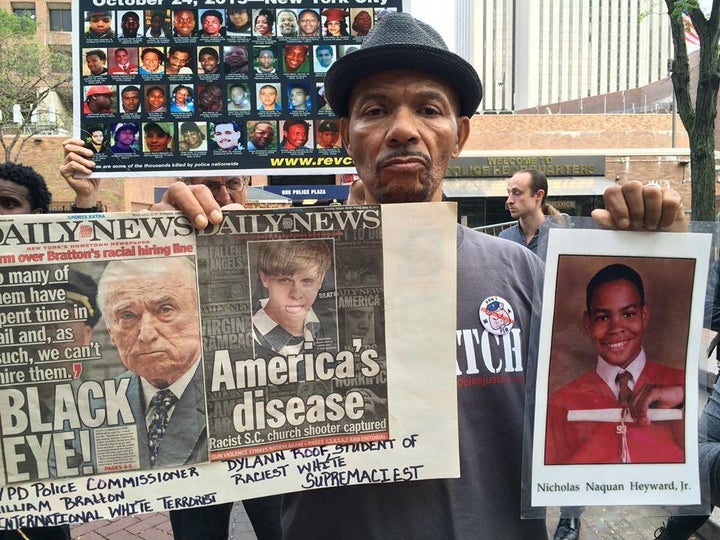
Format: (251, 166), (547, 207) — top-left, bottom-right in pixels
(270, 156), (354, 167)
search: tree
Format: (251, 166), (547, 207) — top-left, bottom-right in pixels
(665, 0), (720, 220)
(0, 9), (72, 163)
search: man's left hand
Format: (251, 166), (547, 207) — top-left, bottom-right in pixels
(592, 181), (686, 231)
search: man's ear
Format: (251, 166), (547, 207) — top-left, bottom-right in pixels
(452, 116), (471, 158)
(339, 117), (351, 154)
(260, 271), (269, 288)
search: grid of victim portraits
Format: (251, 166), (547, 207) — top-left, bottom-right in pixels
(81, 7), (395, 155)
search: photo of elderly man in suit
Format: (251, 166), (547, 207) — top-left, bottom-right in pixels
(96, 256), (207, 470)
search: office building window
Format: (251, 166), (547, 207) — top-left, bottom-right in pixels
(13, 7), (36, 19)
(49, 9), (71, 31)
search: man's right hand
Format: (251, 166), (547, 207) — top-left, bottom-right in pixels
(61, 138), (102, 207)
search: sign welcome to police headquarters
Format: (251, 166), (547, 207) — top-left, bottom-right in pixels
(74, 0), (401, 178)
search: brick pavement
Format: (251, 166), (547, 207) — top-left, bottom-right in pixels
(70, 502), (258, 540)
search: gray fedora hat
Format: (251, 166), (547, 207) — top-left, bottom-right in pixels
(325, 12), (482, 117)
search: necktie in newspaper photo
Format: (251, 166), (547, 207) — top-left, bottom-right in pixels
(148, 389), (178, 467)
(615, 371), (633, 463)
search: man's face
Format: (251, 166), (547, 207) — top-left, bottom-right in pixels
(225, 47), (248, 67)
(316, 47), (333, 68)
(285, 124), (308, 149)
(258, 51), (275, 70)
(116, 128), (136, 147)
(278, 11), (297, 36)
(284, 46), (308, 72)
(91, 93), (113, 111)
(115, 49), (129, 65)
(150, 13), (164, 29)
(190, 177), (247, 206)
(318, 129), (339, 148)
(167, 50), (190, 73)
(121, 13), (140, 36)
(354, 11), (372, 33)
(174, 10), (196, 36)
(259, 86), (278, 108)
(183, 128), (202, 149)
(142, 51), (161, 72)
(505, 172), (543, 220)
(347, 308), (373, 338)
(230, 86), (246, 104)
(202, 14), (222, 36)
(290, 88), (308, 109)
(0, 178), (35, 214)
(145, 129), (171, 152)
(342, 69), (470, 204)
(299, 11), (319, 36)
(214, 123), (241, 150)
(122, 90), (140, 113)
(250, 123), (274, 149)
(86, 54), (105, 75)
(103, 262), (201, 388)
(200, 52), (218, 73)
(199, 85), (223, 111)
(89, 15), (111, 35)
(261, 268), (325, 332)
(584, 279), (648, 369)
(146, 88), (166, 112)
(90, 130), (104, 145)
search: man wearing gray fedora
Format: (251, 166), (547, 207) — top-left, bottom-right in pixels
(151, 11), (685, 540)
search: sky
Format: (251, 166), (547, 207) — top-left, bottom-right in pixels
(404, 0), (457, 52)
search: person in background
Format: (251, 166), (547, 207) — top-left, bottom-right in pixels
(298, 9), (321, 37)
(197, 83), (224, 113)
(120, 85), (141, 113)
(499, 169), (560, 255)
(198, 47), (220, 75)
(228, 84), (251, 112)
(119, 11), (141, 38)
(145, 85), (168, 113)
(247, 122), (275, 151)
(86, 125), (110, 153)
(145, 10), (170, 38)
(200, 9), (225, 38)
(85, 49), (107, 76)
(254, 9), (275, 37)
(139, 47), (165, 75)
(109, 47), (139, 76)
(277, 10), (299, 37)
(85, 10), (114, 39)
(143, 122), (173, 153)
(280, 119), (310, 151)
(173, 9), (197, 38)
(110, 123), (139, 154)
(0, 162), (68, 540)
(255, 48), (278, 75)
(226, 9), (251, 35)
(165, 47), (194, 75)
(322, 8), (349, 37)
(171, 84), (195, 113)
(179, 121), (207, 152)
(83, 86), (115, 114)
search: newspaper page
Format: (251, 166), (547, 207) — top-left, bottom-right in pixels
(73, 0), (403, 177)
(530, 228), (711, 507)
(0, 203), (459, 528)
(197, 206), (389, 459)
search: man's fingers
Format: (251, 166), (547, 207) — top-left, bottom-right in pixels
(640, 184), (663, 229)
(595, 181), (686, 231)
(151, 182), (222, 229)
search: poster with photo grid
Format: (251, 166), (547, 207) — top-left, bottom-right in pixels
(73, 1), (403, 178)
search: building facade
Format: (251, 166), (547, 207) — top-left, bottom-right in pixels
(472, 0), (673, 111)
